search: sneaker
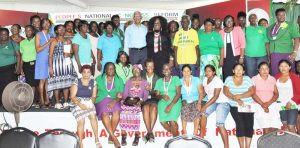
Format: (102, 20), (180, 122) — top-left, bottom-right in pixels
(54, 103), (63, 109)
(63, 102), (69, 108)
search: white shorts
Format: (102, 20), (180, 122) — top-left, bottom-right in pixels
(254, 103), (282, 129)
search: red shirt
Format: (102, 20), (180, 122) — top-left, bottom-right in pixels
(275, 73), (300, 105)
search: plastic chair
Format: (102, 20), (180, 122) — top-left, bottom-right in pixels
(0, 127), (37, 148)
(257, 130), (300, 148)
(36, 129), (79, 148)
(164, 135), (212, 148)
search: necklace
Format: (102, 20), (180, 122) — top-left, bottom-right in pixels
(163, 76), (172, 96)
(183, 76), (192, 97)
(122, 64), (130, 78)
(105, 76), (114, 97)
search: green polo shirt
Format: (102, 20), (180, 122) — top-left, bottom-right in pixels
(245, 26), (269, 57)
(95, 74), (124, 103)
(198, 31), (224, 55)
(20, 38), (36, 62)
(267, 22), (300, 54)
(0, 40), (19, 67)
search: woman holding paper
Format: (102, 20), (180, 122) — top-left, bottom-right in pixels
(223, 63), (255, 148)
(275, 59), (300, 133)
(48, 24), (75, 109)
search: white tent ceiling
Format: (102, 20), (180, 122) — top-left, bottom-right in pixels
(0, 0), (229, 13)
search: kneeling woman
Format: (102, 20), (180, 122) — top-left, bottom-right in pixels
(120, 64), (149, 146)
(70, 65), (101, 148)
(154, 64), (181, 137)
(201, 65), (230, 148)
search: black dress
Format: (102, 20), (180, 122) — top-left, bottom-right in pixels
(146, 32), (172, 77)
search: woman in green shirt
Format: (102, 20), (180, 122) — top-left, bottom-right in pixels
(95, 62), (124, 148)
(115, 51), (133, 84)
(0, 28), (21, 106)
(198, 18), (224, 81)
(154, 64), (181, 137)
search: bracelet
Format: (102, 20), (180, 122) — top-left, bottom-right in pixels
(239, 56), (244, 59)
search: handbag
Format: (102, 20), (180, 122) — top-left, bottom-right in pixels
(123, 96), (140, 106)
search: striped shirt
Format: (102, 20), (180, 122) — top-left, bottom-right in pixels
(224, 76), (254, 107)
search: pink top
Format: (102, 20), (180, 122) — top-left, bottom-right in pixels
(252, 74), (276, 103)
(219, 26), (245, 58)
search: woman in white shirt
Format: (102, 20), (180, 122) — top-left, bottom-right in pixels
(201, 65), (230, 148)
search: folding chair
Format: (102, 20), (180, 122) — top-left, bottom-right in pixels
(0, 127), (37, 148)
(36, 129), (79, 148)
(257, 130), (300, 148)
(164, 135), (212, 148)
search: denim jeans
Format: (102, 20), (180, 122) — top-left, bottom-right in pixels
(179, 64), (197, 78)
(202, 102), (230, 127)
(244, 56), (268, 77)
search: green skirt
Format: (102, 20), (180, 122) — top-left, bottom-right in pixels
(158, 99), (182, 122)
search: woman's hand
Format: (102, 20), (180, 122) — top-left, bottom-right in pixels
(162, 95), (170, 101)
(137, 100), (143, 107)
(64, 53), (71, 58)
(239, 57), (244, 64)
(165, 104), (173, 113)
(196, 101), (202, 111)
(97, 62), (102, 71)
(285, 102), (292, 110)
(49, 68), (54, 77)
(78, 103), (89, 110)
(107, 100), (117, 110)
(237, 100), (244, 106)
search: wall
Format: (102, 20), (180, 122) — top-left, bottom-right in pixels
(0, 10), (47, 27)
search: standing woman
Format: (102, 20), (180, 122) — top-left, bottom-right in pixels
(20, 25), (38, 104)
(146, 16), (172, 77)
(72, 20), (95, 78)
(95, 62), (124, 148)
(0, 28), (21, 105)
(64, 21), (75, 40)
(219, 15), (246, 81)
(120, 64), (149, 146)
(223, 63), (255, 148)
(97, 21), (121, 74)
(201, 65), (230, 148)
(198, 18), (224, 81)
(48, 25), (75, 109)
(115, 51), (133, 84)
(295, 61), (300, 135)
(180, 64), (204, 136)
(168, 21), (179, 46)
(141, 59), (159, 143)
(275, 60), (300, 133)
(70, 65), (101, 148)
(252, 62), (280, 135)
(10, 24), (24, 44)
(88, 21), (100, 77)
(154, 64), (181, 137)
(30, 15), (41, 33)
(35, 18), (54, 108)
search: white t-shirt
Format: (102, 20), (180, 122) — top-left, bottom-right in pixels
(203, 76), (228, 103)
(276, 78), (294, 106)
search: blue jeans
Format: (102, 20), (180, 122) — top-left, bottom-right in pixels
(244, 56), (268, 78)
(202, 102), (230, 127)
(179, 64), (197, 78)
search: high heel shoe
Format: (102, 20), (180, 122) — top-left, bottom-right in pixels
(132, 134), (140, 146)
(121, 134), (127, 146)
(95, 141), (102, 148)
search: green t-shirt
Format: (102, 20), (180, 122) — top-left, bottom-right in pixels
(198, 31), (224, 55)
(95, 74), (124, 103)
(0, 40), (20, 67)
(245, 26), (269, 57)
(20, 38), (36, 62)
(267, 22), (300, 53)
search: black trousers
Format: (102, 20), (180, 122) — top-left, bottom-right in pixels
(230, 106), (254, 138)
(0, 64), (18, 106)
(129, 47), (147, 66)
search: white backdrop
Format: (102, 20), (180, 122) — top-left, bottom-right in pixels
(0, 111), (276, 148)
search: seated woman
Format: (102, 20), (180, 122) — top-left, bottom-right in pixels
(120, 64), (149, 146)
(141, 59), (159, 143)
(95, 62), (124, 148)
(69, 65), (101, 148)
(275, 59), (300, 133)
(180, 64), (204, 136)
(252, 62), (280, 134)
(223, 63), (255, 148)
(201, 65), (230, 148)
(154, 64), (181, 137)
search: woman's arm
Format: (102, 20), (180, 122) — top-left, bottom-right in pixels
(15, 50), (21, 74)
(265, 85), (279, 107)
(72, 43), (82, 71)
(35, 33), (52, 53)
(48, 40), (56, 77)
(234, 86), (255, 100)
(203, 88), (222, 108)
(223, 86), (234, 99)
(252, 86), (264, 106)
(165, 86), (181, 113)
(70, 83), (87, 110)
(91, 84), (97, 103)
(97, 49), (102, 71)
(219, 47), (224, 67)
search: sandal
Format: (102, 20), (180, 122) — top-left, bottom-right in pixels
(95, 141), (102, 148)
(108, 136), (113, 144)
(132, 134), (140, 146)
(121, 134), (127, 146)
(142, 133), (149, 143)
(112, 136), (121, 148)
(149, 133), (155, 143)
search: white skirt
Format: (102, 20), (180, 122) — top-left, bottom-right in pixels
(254, 103), (282, 129)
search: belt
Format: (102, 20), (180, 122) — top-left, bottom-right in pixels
(130, 46), (146, 51)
